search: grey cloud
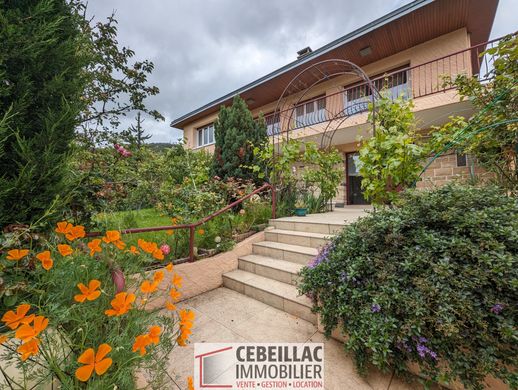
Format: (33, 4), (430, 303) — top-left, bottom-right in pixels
(86, 0), (517, 143)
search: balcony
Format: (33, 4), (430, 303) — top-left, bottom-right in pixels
(264, 36), (502, 138)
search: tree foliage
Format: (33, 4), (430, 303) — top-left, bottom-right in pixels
(212, 95), (268, 183)
(358, 95), (425, 205)
(428, 34), (518, 193)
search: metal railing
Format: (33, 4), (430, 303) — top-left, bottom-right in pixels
(264, 36), (503, 134)
(86, 183), (276, 262)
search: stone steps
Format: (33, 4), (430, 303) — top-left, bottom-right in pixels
(264, 228), (331, 249)
(222, 269), (316, 324)
(252, 241), (318, 265)
(238, 254), (303, 285)
(269, 219), (344, 235)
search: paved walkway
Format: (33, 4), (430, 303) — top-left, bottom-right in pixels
(163, 287), (422, 390)
(275, 205), (373, 226)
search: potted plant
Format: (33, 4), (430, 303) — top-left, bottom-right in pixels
(294, 198), (307, 217)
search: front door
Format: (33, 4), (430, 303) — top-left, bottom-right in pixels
(346, 152), (368, 205)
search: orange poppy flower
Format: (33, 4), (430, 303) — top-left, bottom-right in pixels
(35, 251), (53, 271)
(165, 301), (176, 311)
(166, 263), (173, 272)
(128, 245), (140, 255)
(87, 239), (102, 257)
(166, 229), (174, 236)
(177, 336), (187, 346)
(6, 249), (29, 261)
(66, 225), (86, 241)
(15, 315), (48, 343)
(74, 280), (101, 303)
(197, 228), (205, 235)
(140, 280), (158, 294)
(171, 217), (179, 225)
(132, 334), (151, 356)
(169, 289), (181, 302)
(75, 344), (113, 382)
(102, 230), (121, 244)
(18, 338), (40, 361)
(113, 239), (126, 250)
(187, 376), (194, 390)
(55, 221), (73, 235)
(1, 304), (34, 330)
(152, 249), (164, 261)
(0, 335), (8, 345)
(148, 326), (161, 345)
(179, 309), (195, 326)
(105, 292), (135, 317)
(172, 273), (183, 289)
(138, 239), (158, 254)
(153, 271), (164, 284)
(57, 244), (73, 257)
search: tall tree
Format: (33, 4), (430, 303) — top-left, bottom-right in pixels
(0, 0), (87, 228)
(212, 95), (268, 184)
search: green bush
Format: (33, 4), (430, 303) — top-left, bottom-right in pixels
(299, 185), (517, 389)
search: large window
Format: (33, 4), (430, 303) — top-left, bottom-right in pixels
(265, 113), (281, 136)
(197, 123), (214, 147)
(344, 67), (410, 116)
(294, 96), (326, 128)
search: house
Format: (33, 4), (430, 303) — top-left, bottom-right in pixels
(171, 0), (500, 205)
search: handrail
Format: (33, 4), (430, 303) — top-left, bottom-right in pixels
(86, 182), (276, 262)
(264, 35), (508, 132)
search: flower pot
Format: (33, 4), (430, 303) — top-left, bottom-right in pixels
(294, 208), (307, 216)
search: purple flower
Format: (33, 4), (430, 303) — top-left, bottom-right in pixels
(418, 336), (428, 344)
(490, 303), (504, 314)
(371, 304), (381, 313)
(307, 242), (335, 269)
(415, 337), (437, 360)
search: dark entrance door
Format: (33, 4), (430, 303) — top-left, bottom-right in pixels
(346, 152), (368, 205)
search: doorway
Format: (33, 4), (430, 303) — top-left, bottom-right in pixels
(346, 152), (368, 205)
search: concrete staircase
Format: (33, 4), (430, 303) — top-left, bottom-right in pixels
(223, 214), (348, 325)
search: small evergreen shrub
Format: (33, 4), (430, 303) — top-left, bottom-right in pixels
(299, 185), (517, 389)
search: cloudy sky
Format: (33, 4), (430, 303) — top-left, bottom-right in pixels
(87, 0), (517, 143)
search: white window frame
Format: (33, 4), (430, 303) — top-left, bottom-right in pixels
(294, 97), (326, 128)
(196, 123), (215, 147)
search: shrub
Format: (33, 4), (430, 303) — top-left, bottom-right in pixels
(299, 185), (517, 389)
(0, 223), (194, 388)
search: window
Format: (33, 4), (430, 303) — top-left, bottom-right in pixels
(456, 153), (467, 167)
(294, 96), (326, 128)
(196, 124), (214, 147)
(265, 113), (281, 136)
(344, 67), (410, 116)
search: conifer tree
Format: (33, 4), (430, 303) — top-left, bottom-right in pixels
(211, 95), (268, 183)
(0, 0), (87, 228)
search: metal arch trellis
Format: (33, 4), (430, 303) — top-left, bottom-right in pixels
(269, 59), (380, 183)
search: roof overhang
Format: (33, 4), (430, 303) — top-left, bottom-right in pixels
(171, 0), (498, 129)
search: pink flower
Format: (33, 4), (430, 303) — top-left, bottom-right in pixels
(160, 244), (171, 255)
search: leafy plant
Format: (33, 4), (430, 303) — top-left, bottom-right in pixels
(358, 94), (425, 205)
(299, 184), (517, 389)
(0, 222), (194, 388)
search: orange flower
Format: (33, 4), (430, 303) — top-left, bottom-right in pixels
(197, 228), (205, 235)
(57, 244), (73, 257)
(165, 301), (176, 311)
(166, 262), (173, 272)
(169, 288), (181, 302)
(187, 376), (194, 390)
(15, 315), (48, 343)
(140, 271), (164, 294)
(138, 239), (158, 254)
(0, 335), (8, 345)
(128, 245), (140, 255)
(6, 249), (29, 261)
(132, 334), (151, 356)
(102, 230), (121, 244)
(113, 239), (126, 250)
(75, 344), (112, 382)
(35, 251), (53, 271)
(87, 239), (102, 257)
(55, 221), (73, 235)
(18, 338), (40, 361)
(171, 217), (179, 225)
(172, 273), (183, 289)
(148, 326), (161, 345)
(166, 230), (174, 236)
(177, 309), (195, 347)
(1, 304), (34, 330)
(153, 271), (164, 284)
(66, 225), (85, 241)
(179, 309), (195, 327)
(152, 249), (164, 260)
(105, 292), (135, 316)
(74, 280), (101, 303)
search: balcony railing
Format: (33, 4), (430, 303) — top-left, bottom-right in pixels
(264, 36), (503, 134)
